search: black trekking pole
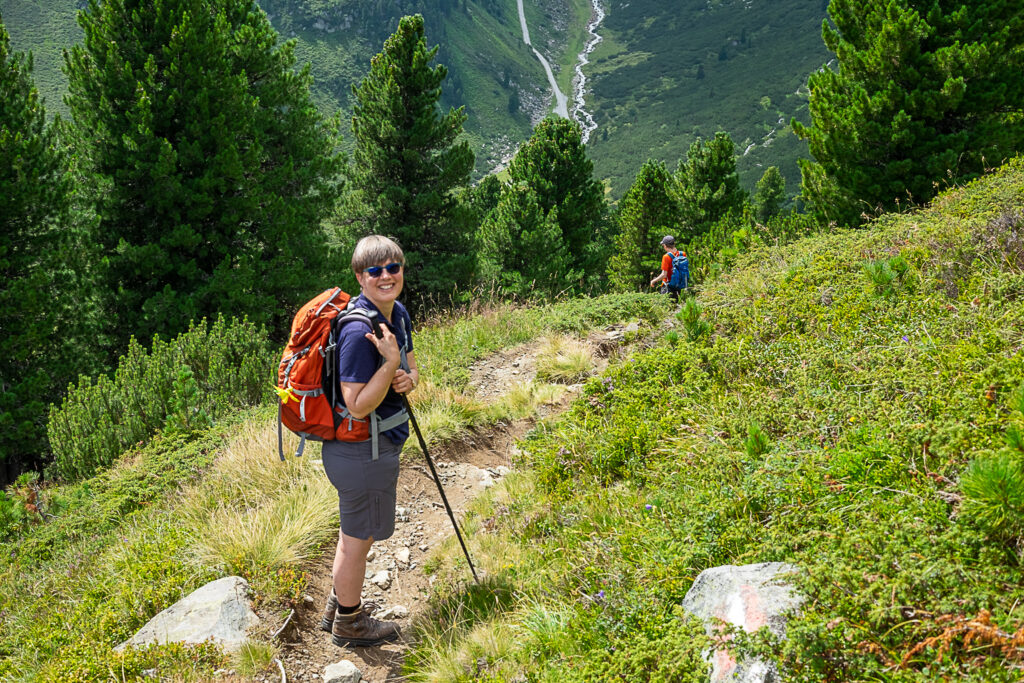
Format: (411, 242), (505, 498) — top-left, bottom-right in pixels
(401, 394), (481, 583)
(368, 315), (479, 583)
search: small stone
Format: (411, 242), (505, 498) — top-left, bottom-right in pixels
(395, 507), (409, 522)
(419, 544), (428, 551)
(396, 548), (411, 565)
(495, 465), (511, 476)
(370, 570), (391, 589)
(302, 594), (315, 605)
(366, 549), (377, 561)
(323, 660), (361, 683)
(376, 604), (409, 620)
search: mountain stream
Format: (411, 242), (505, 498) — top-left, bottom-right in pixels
(518, 0), (607, 136)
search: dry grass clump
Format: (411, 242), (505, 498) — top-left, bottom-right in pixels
(180, 418), (336, 574)
(535, 335), (595, 383)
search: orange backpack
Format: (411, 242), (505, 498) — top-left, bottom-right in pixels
(275, 287), (409, 460)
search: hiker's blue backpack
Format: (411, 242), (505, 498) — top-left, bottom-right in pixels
(668, 251), (689, 289)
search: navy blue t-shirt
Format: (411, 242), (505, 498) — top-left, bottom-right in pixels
(336, 294), (414, 445)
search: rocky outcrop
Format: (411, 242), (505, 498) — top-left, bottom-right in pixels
(115, 576), (259, 653)
(682, 563), (804, 683)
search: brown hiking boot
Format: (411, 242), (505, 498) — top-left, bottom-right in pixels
(321, 591), (379, 633)
(320, 590), (338, 632)
(331, 604), (400, 647)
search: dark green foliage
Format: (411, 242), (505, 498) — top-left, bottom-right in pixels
(349, 14), (476, 310)
(507, 117), (608, 293)
(753, 165), (786, 223)
(467, 173), (503, 224)
(163, 366), (213, 436)
(477, 183), (575, 298)
(863, 254), (911, 297)
(794, 0), (1024, 226)
(675, 132), (747, 239)
(607, 159), (682, 292)
(961, 451), (1024, 547)
(64, 0), (343, 353)
(744, 422), (770, 458)
(0, 16), (95, 480)
(47, 317), (272, 482)
(676, 298), (710, 342)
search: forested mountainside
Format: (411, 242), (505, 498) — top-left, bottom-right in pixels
(2, 0), (827, 193)
(583, 0), (830, 197)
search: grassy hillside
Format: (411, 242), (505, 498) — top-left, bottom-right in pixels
(584, 0), (831, 198)
(0, 293), (667, 681)
(413, 158), (1024, 680)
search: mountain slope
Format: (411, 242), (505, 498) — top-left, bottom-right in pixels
(584, 0), (831, 197)
(412, 157), (1024, 680)
(4, 0), (830, 186)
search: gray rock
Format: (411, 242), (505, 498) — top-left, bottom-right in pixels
(323, 660), (361, 683)
(370, 570), (391, 589)
(682, 563), (804, 683)
(374, 604), (409, 620)
(115, 576), (259, 653)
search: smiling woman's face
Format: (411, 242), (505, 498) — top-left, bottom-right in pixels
(356, 260), (404, 309)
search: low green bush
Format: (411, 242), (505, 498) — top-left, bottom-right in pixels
(47, 316), (273, 481)
(411, 158), (1024, 681)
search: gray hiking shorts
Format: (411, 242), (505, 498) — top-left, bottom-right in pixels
(322, 437), (403, 541)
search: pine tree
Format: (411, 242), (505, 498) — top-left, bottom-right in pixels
(349, 14), (476, 309)
(0, 16), (91, 480)
(676, 131), (746, 238)
(64, 0), (342, 353)
(753, 166), (786, 223)
(608, 159), (682, 292)
(478, 183), (573, 298)
(794, 0), (1024, 226)
(507, 117), (607, 292)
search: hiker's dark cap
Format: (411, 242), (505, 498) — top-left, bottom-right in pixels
(660, 235), (675, 246)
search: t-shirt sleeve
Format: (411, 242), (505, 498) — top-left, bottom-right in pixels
(336, 321), (378, 383)
(403, 308), (414, 354)
(661, 253), (673, 272)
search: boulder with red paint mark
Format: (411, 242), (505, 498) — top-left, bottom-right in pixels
(682, 562), (804, 683)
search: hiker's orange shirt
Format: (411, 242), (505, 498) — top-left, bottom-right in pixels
(661, 250), (677, 280)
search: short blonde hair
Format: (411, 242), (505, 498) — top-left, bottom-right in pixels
(351, 235), (405, 274)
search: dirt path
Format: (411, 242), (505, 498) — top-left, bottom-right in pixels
(266, 328), (634, 682)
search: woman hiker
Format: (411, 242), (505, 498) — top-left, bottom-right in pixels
(320, 234), (420, 646)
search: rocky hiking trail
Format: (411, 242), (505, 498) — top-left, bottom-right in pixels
(260, 325), (638, 682)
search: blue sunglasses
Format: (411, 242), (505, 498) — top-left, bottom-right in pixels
(364, 262), (402, 278)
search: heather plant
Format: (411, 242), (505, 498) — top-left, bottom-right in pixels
(47, 316), (272, 481)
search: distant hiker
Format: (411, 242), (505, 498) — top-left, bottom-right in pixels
(650, 235), (688, 302)
(320, 235), (420, 647)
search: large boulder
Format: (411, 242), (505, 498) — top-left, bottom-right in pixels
(682, 562), (804, 683)
(115, 576), (259, 653)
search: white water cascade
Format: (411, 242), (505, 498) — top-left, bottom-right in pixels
(571, 0), (604, 143)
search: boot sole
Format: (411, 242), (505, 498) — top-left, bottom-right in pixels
(331, 631), (400, 648)
(320, 617), (333, 632)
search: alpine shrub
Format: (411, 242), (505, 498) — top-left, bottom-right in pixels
(47, 316), (272, 481)
(960, 451), (1024, 547)
(677, 298), (711, 342)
